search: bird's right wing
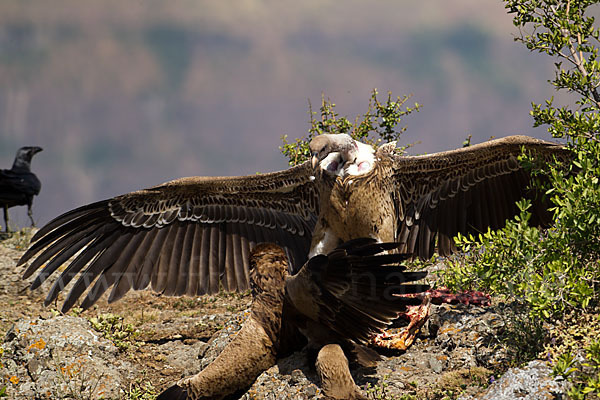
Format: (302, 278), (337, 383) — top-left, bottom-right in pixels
(285, 238), (429, 345)
(19, 162), (319, 312)
(389, 135), (572, 258)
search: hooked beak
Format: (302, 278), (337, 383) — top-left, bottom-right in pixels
(311, 152), (319, 169)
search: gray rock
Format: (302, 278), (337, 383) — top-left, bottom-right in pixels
(429, 355), (444, 374)
(0, 240), (571, 400)
(0, 316), (133, 399)
(157, 339), (208, 374)
(460, 360), (568, 400)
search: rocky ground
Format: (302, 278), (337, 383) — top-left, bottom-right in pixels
(0, 230), (568, 399)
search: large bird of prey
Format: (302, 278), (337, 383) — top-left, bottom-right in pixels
(18, 134), (569, 312)
(158, 239), (427, 400)
(0, 146), (43, 233)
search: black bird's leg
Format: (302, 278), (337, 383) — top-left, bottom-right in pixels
(27, 204), (35, 227)
(3, 205), (10, 233)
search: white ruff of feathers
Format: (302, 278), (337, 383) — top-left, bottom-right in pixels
(343, 141), (375, 177)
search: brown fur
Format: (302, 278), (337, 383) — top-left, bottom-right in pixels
(175, 244), (293, 399)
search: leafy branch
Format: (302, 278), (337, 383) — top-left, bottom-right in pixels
(280, 89), (420, 166)
(505, 0), (600, 140)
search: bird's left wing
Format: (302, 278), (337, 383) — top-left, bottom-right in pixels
(389, 135), (572, 258)
(19, 162), (318, 312)
(285, 238), (428, 345)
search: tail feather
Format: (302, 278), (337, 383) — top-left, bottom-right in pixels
(298, 240), (430, 345)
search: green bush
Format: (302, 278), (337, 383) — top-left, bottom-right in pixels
(439, 197), (599, 319)
(553, 339), (600, 399)
(280, 89), (420, 166)
(440, 0), (600, 322)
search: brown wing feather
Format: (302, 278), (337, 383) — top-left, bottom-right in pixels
(392, 135), (571, 258)
(19, 162), (318, 312)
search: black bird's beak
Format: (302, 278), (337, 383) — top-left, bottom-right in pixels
(311, 152), (319, 169)
(32, 147), (43, 154)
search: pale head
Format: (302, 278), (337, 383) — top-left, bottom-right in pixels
(309, 134), (375, 177)
(309, 134), (358, 169)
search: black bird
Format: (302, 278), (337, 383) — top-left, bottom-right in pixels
(0, 146), (43, 233)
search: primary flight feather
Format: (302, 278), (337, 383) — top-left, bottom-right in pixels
(18, 134), (569, 311)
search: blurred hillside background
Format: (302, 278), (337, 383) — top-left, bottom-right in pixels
(0, 0), (565, 227)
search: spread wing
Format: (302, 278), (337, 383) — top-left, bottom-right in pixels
(19, 162), (319, 312)
(285, 238), (429, 345)
(391, 135), (572, 258)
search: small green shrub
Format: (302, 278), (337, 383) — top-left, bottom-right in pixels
(553, 339), (600, 399)
(364, 375), (411, 400)
(88, 313), (140, 352)
(127, 379), (158, 400)
(280, 89), (420, 166)
(439, 198), (599, 320)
